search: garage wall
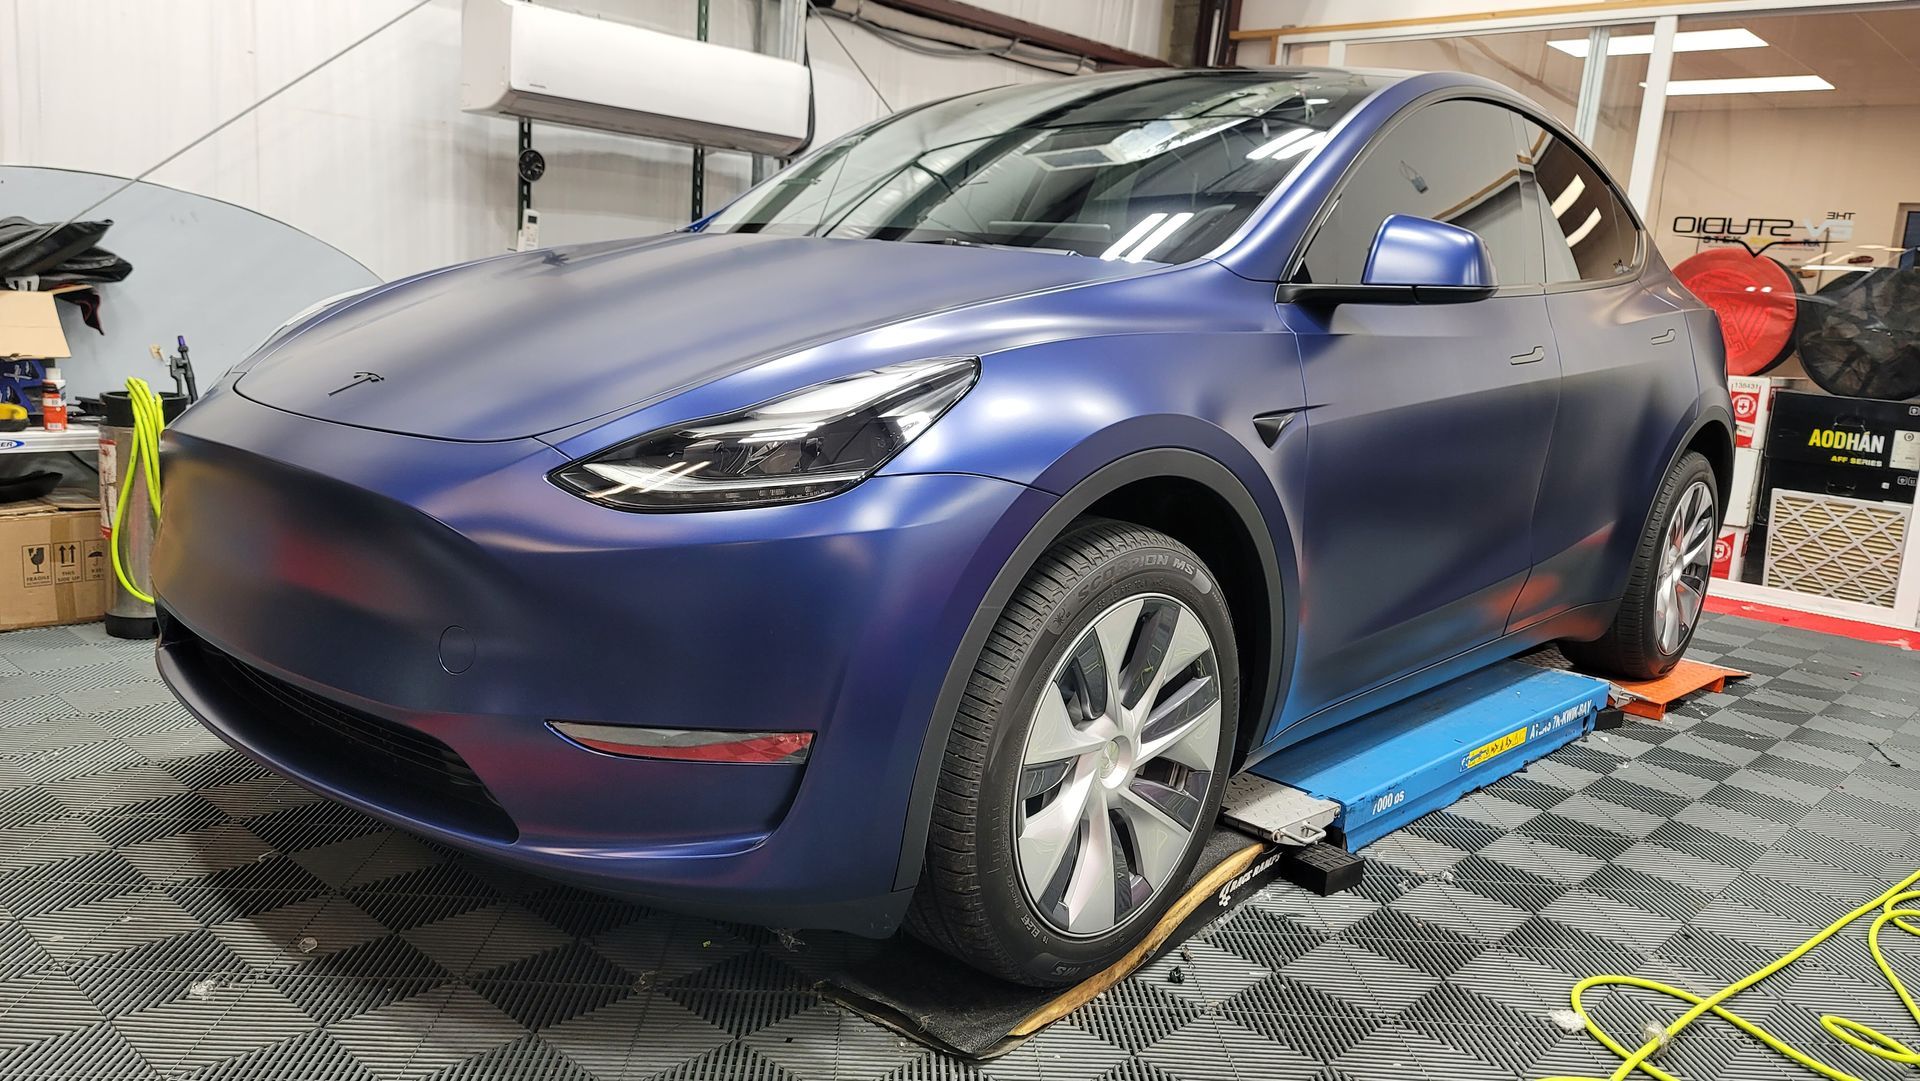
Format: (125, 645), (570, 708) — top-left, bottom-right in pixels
(0, 0), (1168, 283)
(1648, 102), (1920, 271)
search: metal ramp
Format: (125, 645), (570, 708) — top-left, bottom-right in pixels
(1221, 659), (1618, 859)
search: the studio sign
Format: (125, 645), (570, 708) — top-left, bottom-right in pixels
(1670, 211), (1855, 241)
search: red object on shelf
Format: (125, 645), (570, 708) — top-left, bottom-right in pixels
(1674, 248), (1798, 376)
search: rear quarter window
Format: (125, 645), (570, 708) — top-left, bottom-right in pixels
(1519, 119), (1641, 284)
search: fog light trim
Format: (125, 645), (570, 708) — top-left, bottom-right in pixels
(550, 721), (813, 764)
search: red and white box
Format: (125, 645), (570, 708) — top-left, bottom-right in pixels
(1711, 525), (1747, 580)
(1726, 447), (1761, 528)
(1727, 375), (1801, 451)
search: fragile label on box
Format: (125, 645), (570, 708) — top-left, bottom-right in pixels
(20, 543), (51, 587)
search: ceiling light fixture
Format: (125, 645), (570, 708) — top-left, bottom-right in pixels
(1550, 175), (1586, 219)
(1265, 131), (1328, 161)
(1548, 27), (1767, 57)
(1102, 214), (1166, 260)
(1124, 212), (1195, 263)
(1563, 208), (1602, 247)
(1245, 128), (1313, 160)
(1659, 75), (1834, 95)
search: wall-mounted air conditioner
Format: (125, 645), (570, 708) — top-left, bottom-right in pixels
(461, 0), (811, 156)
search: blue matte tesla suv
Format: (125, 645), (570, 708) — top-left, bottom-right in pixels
(154, 67), (1732, 985)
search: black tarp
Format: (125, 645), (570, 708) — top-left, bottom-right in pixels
(1798, 267), (1920, 400)
(0, 216), (132, 284)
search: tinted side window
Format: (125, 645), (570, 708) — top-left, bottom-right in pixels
(1296, 99), (1538, 287)
(1519, 119), (1640, 283)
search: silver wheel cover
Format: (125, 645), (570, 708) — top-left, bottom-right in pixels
(1015, 593), (1223, 937)
(1655, 479), (1716, 655)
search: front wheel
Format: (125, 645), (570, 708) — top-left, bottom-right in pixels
(1564, 451), (1718, 680)
(906, 519), (1239, 986)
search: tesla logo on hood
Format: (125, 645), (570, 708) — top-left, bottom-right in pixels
(328, 371), (384, 396)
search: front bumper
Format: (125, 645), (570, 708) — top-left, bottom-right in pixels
(153, 390), (1049, 934)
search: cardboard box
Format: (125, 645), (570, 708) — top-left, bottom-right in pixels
(0, 290), (73, 359)
(1727, 376), (1806, 451)
(1767, 389), (1920, 472)
(1711, 525), (1747, 581)
(1763, 457), (1917, 505)
(1726, 446), (1761, 528)
(1, 493), (108, 631)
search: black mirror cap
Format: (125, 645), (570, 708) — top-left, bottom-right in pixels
(1274, 282), (1496, 308)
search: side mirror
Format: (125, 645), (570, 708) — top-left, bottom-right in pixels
(1276, 215), (1498, 307)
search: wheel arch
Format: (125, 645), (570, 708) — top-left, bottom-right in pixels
(891, 448), (1292, 891)
(1686, 412), (1735, 513)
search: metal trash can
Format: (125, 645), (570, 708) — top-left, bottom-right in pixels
(99, 389), (186, 639)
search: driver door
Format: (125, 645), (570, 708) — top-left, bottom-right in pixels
(1277, 98), (1561, 729)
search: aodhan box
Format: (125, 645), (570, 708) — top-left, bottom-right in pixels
(1766, 389), (1920, 473)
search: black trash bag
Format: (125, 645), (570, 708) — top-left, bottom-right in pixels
(0, 216), (108, 277)
(1797, 267), (1920, 400)
(44, 246), (131, 284)
(0, 216), (130, 282)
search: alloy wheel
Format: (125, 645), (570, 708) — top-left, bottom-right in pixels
(1015, 593), (1222, 937)
(1655, 479), (1716, 654)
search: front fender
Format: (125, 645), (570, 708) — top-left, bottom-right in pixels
(888, 444), (1299, 891)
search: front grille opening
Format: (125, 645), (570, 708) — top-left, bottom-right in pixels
(174, 623), (518, 842)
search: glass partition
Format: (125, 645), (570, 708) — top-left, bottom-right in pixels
(1648, 8), (1920, 285)
(1344, 30), (1586, 128)
(1285, 42), (1331, 66)
(1342, 25), (1649, 180)
(1642, 6), (1920, 613)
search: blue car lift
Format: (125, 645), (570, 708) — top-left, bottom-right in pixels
(819, 659), (1623, 1058)
(1221, 659), (1616, 889)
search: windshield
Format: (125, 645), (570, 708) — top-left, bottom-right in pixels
(704, 69), (1388, 264)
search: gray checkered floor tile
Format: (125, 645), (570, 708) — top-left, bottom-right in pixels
(3, 614), (1918, 1080)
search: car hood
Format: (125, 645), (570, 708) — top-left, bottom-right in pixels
(235, 232), (1139, 442)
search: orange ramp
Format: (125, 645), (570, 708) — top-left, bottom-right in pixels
(1608, 659), (1750, 719)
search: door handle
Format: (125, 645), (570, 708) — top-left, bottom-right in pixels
(1509, 345), (1546, 365)
(1651, 328), (1676, 345)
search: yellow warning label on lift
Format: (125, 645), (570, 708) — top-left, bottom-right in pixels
(1462, 727), (1528, 769)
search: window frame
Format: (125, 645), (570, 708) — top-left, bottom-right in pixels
(1519, 117), (1648, 294)
(1278, 87), (1648, 299)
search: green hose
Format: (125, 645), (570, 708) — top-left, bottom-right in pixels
(109, 377), (167, 606)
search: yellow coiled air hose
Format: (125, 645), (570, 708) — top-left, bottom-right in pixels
(1546, 866), (1920, 1081)
(109, 377), (168, 605)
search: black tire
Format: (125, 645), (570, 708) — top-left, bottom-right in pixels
(1563, 451), (1718, 680)
(905, 518), (1239, 986)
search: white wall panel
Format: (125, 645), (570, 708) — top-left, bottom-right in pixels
(973, 0), (1167, 55)
(1, 0), (1167, 286)
(806, 13), (1058, 141)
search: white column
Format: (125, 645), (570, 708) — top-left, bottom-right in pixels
(1625, 15), (1676, 215)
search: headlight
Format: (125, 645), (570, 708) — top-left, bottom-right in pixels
(551, 357), (978, 511)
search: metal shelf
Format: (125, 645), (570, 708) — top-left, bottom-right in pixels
(0, 425), (102, 455)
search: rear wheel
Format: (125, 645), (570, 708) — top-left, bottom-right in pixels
(906, 520), (1238, 986)
(1564, 451), (1717, 679)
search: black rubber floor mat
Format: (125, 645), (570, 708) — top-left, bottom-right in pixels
(817, 831), (1295, 1059)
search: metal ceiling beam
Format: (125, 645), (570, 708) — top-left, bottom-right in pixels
(856, 0), (1171, 68)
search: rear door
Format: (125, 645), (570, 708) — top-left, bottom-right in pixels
(1278, 98), (1562, 726)
(1508, 119), (1697, 629)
